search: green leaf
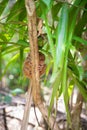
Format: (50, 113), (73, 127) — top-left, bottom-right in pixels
(0, 94), (12, 104)
(2, 53), (19, 76)
(0, 40), (29, 48)
(77, 66), (84, 80)
(2, 46), (20, 55)
(50, 4), (68, 82)
(73, 76), (87, 101)
(68, 51), (79, 77)
(0, 33), (7, 41)
(19, 4), (26, 21)
(39, 1), (55, 61)
(39, 1), (48, 17)
(62, 51), (71, 124)
(69, 0), (87, 42)
(73, 36), (87, 45)
(0, 0), (9, 15)
(11, 88), (24, 95)
(41, 0), (53, 9)
(68, 81), (74, 97)
(4, 95), (12, 103)
(7, 0), (25, 22)
(55, 4), (68, 72)
(75, 11), (87, 36)
(49, 71), (62, 116)
(17, 40), (29, 47)
(77, 84), (87, 101)
(52, 2), (62, 21)
(39, 0), (53, 19)
(83, 71), (87, 79)
(20, 48), (23, 77)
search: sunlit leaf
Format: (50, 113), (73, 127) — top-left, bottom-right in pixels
(0, 33), (7, 41)
(68, 81), (74, 97)
(55, 4), (68, 70)
(2, 46), (20, 55)
(50, 4), (68, 82)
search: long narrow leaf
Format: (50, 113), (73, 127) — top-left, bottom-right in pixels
(55, 4), (68, 71)
(2, 46), (20, 56)
(48, 71), (62, 116)
(50, 3), (69, 83)
(73, 36), (87, 45)
(69, 69), (87, 101)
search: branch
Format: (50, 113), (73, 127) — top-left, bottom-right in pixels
(21, 83), (32, 130)
(25, 0), (41, 104)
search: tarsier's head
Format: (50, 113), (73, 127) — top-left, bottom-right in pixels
(23, 52), (46, 79)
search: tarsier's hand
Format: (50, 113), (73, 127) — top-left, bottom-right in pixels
(23, 52), (46, 79)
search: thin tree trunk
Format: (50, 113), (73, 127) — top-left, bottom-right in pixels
(21, 84), (32, 130)
(71, 90), (83, 130)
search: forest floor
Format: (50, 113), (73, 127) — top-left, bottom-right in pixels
(0, 86), (87, 130)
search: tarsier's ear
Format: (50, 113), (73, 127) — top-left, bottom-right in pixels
(23, 52), (46, 79)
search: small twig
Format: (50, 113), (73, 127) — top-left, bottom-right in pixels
(33, 105), (40, 126)
(21, 83), (32, 130)
(3, 108), (8, 130)
(0, 113), (35, 127)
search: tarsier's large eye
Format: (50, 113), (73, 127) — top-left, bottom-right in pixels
(23, 52), (46, 79)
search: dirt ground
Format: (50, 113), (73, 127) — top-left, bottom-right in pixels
(0, 87), (87, 130)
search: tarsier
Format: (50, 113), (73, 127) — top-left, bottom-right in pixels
(21, 52), (46, 130)
(23, 52), (46, 78)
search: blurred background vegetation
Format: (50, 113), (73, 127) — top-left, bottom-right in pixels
(0, 0), (29, 91)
